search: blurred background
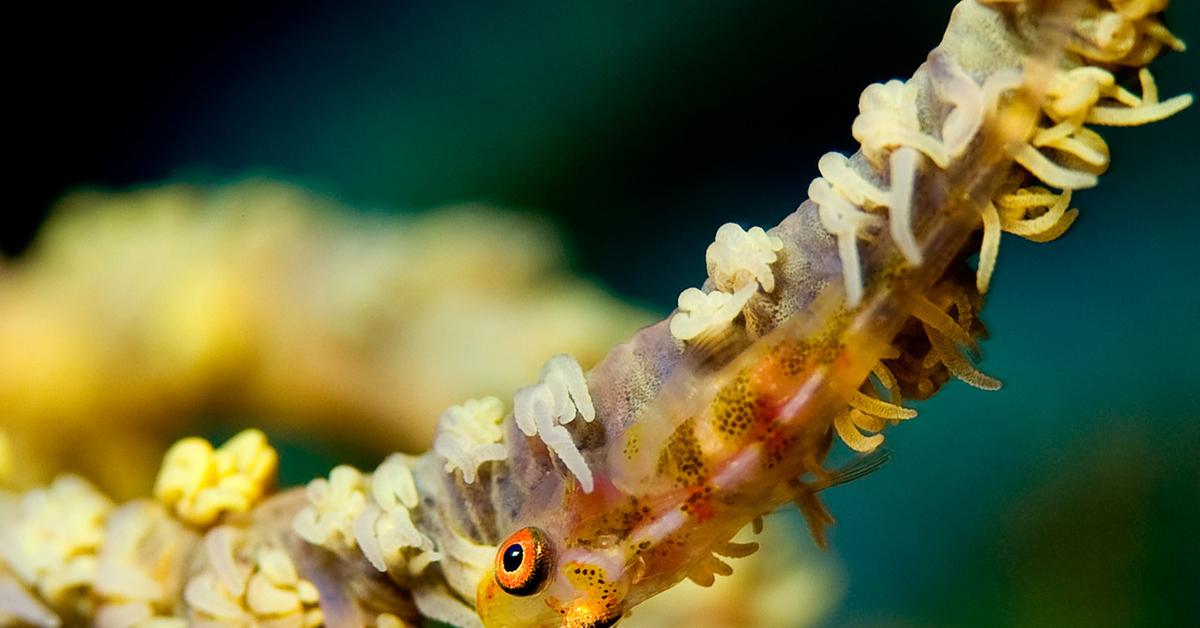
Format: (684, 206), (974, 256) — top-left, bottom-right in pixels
(3, 1), (1197, 626)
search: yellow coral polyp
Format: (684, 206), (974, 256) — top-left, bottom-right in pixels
(1065, 0), (1184, 65)
(153, 429), (278, 527)
(183, 531), (322, 626)
(833, 386), (920, 453)
(978, 60), (1191, 295)
(245, 547), (321, 619)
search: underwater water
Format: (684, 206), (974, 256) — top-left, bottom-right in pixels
(7, 0), (1198, 625)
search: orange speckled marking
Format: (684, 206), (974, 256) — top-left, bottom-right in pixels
(711, 369), (756, 443)
(708, 339), (820, 448)
(658, 424), (707, 488)
(553, 562), (623, 627)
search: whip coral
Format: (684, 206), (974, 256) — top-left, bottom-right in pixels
(0, 1), (1191, 626)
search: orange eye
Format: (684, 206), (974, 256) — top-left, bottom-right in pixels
(495, 527), (553, 596)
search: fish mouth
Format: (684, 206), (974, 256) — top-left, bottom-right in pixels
(556, 606), (623, 628)
(586, 613), (623, 628)
(547, 586), (625, 628)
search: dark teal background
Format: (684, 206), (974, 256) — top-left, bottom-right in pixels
(9, 1), (1198, 625)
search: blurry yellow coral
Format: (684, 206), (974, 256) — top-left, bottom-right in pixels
(0, 180), (653, 496)
(183, 526), (322, 626)
(0, 430), (10, 485)
(93, 501), (197, 628)
(154, 429), (278, 527)
(0, 475), (113, 611)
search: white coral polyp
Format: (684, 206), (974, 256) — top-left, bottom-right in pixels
(352, 454), (435, 574)
(354, 503), (435, 574)
(513, 354), (597, 493)
(371, 454), (420, 512)
(812, 55), (1029, 305)
(93, 501), (195, 627)
(808, 179), (882, 307)
(539, 353), (595, 424)
(853, 79), (949, 168)
(816, 148), (922, 266)
(669, 283), (756, 341)
(434, 397), (508, 484)
(705, 223), (784, 293)
(291, 465), (368, 550)
(932, 56), (986, 158)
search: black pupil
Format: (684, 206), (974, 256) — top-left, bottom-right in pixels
(502, 543), (524, 573)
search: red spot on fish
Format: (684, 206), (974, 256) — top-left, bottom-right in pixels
(684, 487), (715, 522)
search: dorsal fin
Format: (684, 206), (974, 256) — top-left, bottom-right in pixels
(792, 448), (891, 548)
(805, 448), (892, 494)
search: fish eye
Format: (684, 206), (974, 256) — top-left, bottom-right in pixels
(494, 526), (553, 596)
